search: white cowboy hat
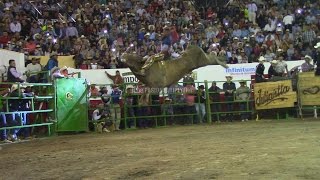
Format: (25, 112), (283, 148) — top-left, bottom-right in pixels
(60, 66), (68, 71)
(126, 85), (134, 90)
(314, 42), (320, 49)
(304, 55), (313, 61)
(164, 97), (172, 101)
(271, 60), (278, 64)
(225, 74), (233, 78)
(50, 66), (60, 75)
(10, 84), (19, 92)
(258, 56), (266, 61)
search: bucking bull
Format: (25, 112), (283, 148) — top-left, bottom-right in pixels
(121, 45), (229, 88)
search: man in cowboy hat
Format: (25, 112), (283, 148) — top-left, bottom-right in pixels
(268, 60), (281, 80)
(255, 56), (266, 83)
(223, 74), (236, 122)
(26, 57), (42, 83)
(109, 84), (122, 130)
(301, 55), (314, 72)
(46, 52), (58, 71)
(314, 42), (320, 75)
(236, 80), (251, 122)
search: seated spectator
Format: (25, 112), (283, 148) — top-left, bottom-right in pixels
(7, 59), (24, 83)
(26, 57), (42, 83)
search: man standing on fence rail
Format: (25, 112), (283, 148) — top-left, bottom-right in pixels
(255, 56), (266, 83)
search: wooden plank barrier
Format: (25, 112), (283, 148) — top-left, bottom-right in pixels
(254, 80), (297, 110)
(298, 72), (320, 106)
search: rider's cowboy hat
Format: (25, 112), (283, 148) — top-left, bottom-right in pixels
(314, 42), (320, 49)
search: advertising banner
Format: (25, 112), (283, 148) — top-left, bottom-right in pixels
(254, 80), (297, 110)
(298, 72), (320, 106)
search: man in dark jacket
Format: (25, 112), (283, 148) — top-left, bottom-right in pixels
(208, 82), (221, 121)
(195, 85), (206, 123)
(7, 59), (24, 82)
(223, 75), (236, 122)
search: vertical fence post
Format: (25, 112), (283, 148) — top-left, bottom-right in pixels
(204, 80), (212, 124)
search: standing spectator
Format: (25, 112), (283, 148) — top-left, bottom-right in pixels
(46, 52), (59, 71)
(138, 88), (150, 128)
(7, 59), (24, 82)
(302, 24), (316, 45)
(161, 97), (174, 125)
(208, 82), (221, 121)
(0, 88), (11, 143)
(183, 83), (196, 124)
(314, 42), (320, 75)
(124, 85), (138, 128)
(223, 75), (236, 122)
(9, 17), (21, 33)
(236, 80), (251, 122)
(182, 72), (195, 87)
(247, 1), (258, 24)
(109, 84), (122, 131)
(195, 85), (206, 124)
(26, 57), (42, 83)
(105, 70), (124, 86)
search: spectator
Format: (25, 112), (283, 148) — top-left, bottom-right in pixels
(89, 85), (100, 97)
(255, 56), (266, 83)
(195, 85), (206, 124)
(223, 75), (236, 122)
(124, 85), (138, 128)
(236, 80), (251, 122)
(26, 57), (42, 83)
(0, 88), (11, 143)
(268, 60), (281, 79)
(7, 59), (24, 82)
(137, 87), (150, 128)
(46, 52), (59, 71)
(183, 83), (196, 124)
(105, 70), (124, 86)
(208, 82), (221, 121)
(109, 84), (122, 131)
(314, 42), (320, 75)
(92, 104), (111, 133)
(161, 97), (174, 125)
(182, 72), (195, 87)
(301, 55), (315, 72)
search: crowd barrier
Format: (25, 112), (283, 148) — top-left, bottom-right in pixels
(1, 72), (319, 140)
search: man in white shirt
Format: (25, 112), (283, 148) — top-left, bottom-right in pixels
(10, 19), (21, 33)
(26, 57), (42, 83)
(283, 13), (294, 31)
(247, 1), (258, 24)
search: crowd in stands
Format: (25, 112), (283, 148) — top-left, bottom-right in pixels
(0, 0), (320, 70)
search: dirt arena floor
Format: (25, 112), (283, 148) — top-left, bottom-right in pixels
(1, 119), (320, 180)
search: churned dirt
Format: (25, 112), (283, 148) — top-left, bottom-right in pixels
(1, 119), (320, 180)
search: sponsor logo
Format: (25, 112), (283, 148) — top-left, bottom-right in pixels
(255, 84), (290, 106)
(225, 67), (256, 75)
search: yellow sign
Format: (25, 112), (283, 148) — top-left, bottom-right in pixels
(298, 73), (320, 106)
(254, 80), (297, 110)
(28, 56), (75, 68)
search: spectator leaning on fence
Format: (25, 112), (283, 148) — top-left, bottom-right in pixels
(7, 59), (24, 83)
(26, 57), (42, 83)
(223, 75), (236, 122)
(236, 80), (251, 122)
(195, 85), (206, 124)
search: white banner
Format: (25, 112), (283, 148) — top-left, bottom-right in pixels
(68, 60), (304, 89)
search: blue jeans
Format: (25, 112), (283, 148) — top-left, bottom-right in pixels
(138, 106), (149, 128)
(0, 113), (7, 140)
(195, 103), (206, 123)
(225, 96), (234, 120)
(240, 102), (249, 120)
